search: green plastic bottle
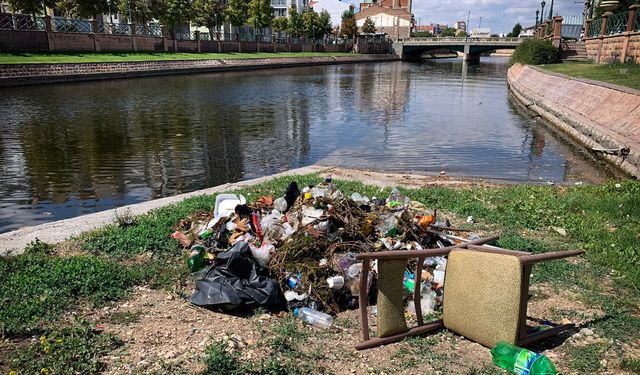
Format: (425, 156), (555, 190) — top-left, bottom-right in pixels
(491, 342), (556, 375)
(187, 245), (206, 272)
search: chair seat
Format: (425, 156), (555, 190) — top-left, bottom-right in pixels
(443, 250), (523, 347)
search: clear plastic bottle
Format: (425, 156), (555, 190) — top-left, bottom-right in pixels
(293, 307), (334, 329)
(491, 342), (556, 375)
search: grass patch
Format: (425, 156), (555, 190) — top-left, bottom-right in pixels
(0, 52), (358, 64)
(566, 342), (610, 373)
(621, 357), (640, 374)
(0, 251), (148, 337)
(104, 311), (142, 325)
(5, 322), (123, 375)
(539, 62), (640, 90)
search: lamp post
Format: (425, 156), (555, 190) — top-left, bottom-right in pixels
(541, 0), (546, 23)
(547, 0), (554, 20)
(536, 10), (539, 26)
(479, 16), (482, 28)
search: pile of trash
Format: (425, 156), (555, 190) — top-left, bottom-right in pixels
(172, 177), (465, 323)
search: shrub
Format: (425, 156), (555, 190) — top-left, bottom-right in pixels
(510, 39), (560, 65)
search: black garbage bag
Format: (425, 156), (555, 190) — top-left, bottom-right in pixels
(190, 241), (282, 310)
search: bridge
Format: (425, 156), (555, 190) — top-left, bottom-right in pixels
(395, 37), (523, 61)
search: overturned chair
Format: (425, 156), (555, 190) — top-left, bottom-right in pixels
(355, 234), (584, 350)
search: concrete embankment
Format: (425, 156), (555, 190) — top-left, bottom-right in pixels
(0, 54), (397, 88)
(507, 63), (640, 178)
(0, 166), (491, 256)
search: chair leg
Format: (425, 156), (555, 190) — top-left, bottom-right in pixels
(355, 320), (445, 350)
(517, 324), (575, 346)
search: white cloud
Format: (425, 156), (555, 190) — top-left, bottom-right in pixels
(409, 0), (584, 33)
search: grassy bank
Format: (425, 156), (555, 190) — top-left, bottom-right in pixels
(539, 62), (640, 90)
(1, 174), (639, 374)
(0, 52), (358, 65)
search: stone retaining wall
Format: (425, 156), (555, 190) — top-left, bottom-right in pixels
(507, 63), (640, 177)
(0, 54), (398, 87)
(584, 32), (640, 63)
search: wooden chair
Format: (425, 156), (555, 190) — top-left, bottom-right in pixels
(355, 236), (584, 350)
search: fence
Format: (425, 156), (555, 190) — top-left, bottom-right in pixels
(0, 13), (392, 54)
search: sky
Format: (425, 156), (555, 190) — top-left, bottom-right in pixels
(345, 0), (587, 34)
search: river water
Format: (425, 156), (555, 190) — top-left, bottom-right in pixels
(0, 58), (619, 233)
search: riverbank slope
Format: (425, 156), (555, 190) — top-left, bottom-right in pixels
(0, 54), (397, 88)
(507, 63), (640, 178)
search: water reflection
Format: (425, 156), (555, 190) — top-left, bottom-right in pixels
(0, 58), (620, 232)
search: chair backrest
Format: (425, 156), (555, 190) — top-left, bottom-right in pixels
(442, 249), (523, 347)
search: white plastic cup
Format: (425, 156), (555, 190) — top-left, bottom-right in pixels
(327, 275), (345, 289)
(433, 270), (445, 284)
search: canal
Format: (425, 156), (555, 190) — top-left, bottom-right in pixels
(0, 57), (620, 233)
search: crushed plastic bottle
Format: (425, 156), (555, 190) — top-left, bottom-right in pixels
(293, 307), (334, 329)
(491, 342), (556, 375)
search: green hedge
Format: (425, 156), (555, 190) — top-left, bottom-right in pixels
(510, 39), (560, 65)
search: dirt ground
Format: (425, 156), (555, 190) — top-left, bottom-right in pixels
(75, 279), (635, 375)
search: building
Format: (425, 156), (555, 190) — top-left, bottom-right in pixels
(309, 0), (353, 26)
(359, 0), (411, 13)
(415, 23), (447, 36)
(470, 28), (491, 38)
(454, 20), (466, 32)
(355, 5), (412, 38)
(272, 0), (310, 18)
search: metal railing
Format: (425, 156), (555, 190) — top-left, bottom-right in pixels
(97, 22), (131, 35)
(589, 18), (602, 37)
(136, 24), (163, 37)
(636, 10), (640, 31)
(52, 17), (92, 33)
(606, 11), (629, 35)
(0, 14), (45, 31)
(406, 37), (521, 43)
(175, 31), (193, 40)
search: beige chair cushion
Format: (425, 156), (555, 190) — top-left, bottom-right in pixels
(443, 250), (523, 347)
(376, 259), (408, 337)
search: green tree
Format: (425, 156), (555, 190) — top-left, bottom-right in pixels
(272, 16), (288, 33)
(301, 8), (319, 38)
(248, 0), (272, 32)
(8, 0), (54, 16)
(53, 0), (78, 17)
(192, 0), (225, 36)
(317, 9), (332, 36)
(440, 27), (456, 37)
(339, 8), (356, 38)
(287, 4), (303, 36)
(507, 22), (522, 37)
(225, 0), (248, 26)
(455, 30), (466, 37)
(118, 0), (162, 24)
(361, 16), (375, 33)
(415, 30), (433, 37)
(158, 0), (193, 31)
(74, 0), (110, 18)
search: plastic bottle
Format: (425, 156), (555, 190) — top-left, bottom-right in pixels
(293, 307), (334, 328)
(491, 342), (556, 375)
(187, 245), (206, 272)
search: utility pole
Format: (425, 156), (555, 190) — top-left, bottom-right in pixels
(479, 16), (482, 29)
(466, 10), (470, 40)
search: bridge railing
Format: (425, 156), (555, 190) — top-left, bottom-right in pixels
(405, 37), (522, 43)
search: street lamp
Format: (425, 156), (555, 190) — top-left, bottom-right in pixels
(541, 0), (546, 23)
(479, 16), (482, 28)
(547, 0), (554, 20)
(535, 9), (539, 25)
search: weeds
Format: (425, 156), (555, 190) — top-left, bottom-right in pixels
(6, 322), (122, 375)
